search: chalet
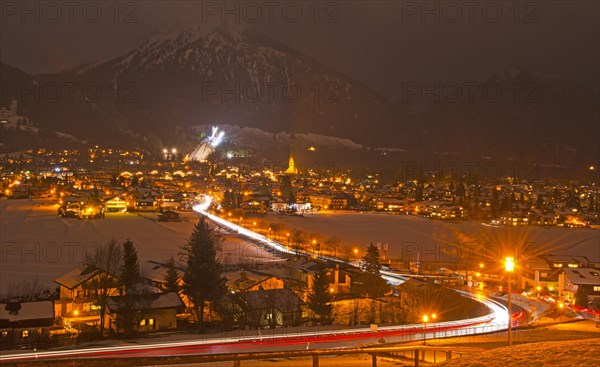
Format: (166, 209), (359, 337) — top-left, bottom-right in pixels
(141, 261), (192, 308)
(259, 259), (352, 298)
(499, 211), (529, 226)
(521, 255), (590, 291)
(222, 288), (304, 328)
(223, 269), (285, 292)
(105, 292), (184, 333)
(157, 192), (181, 209)
(529, 209), (557, 226)
(430, 204), (464, 220)
(521, 256), (561, 291)
(54, 265), (120, 324)
(0, 300), (54, 346)
(371, 197), (406, 211)
(134, 197), (157, 212)
(104, 196), (127, 212)
(542, 254), (590, 269)
(559, 268), (600, 305)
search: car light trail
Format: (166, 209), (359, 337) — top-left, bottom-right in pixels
(0, 197), (511, 363)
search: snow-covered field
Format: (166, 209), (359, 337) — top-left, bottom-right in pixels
(0, 199), (280, 294)
(439, 338), (600, 367)
(266, 211), (600, 263)
(2, 198), (597, 294)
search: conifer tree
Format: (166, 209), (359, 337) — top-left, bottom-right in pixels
(307, 269), (334, 325)
(181, 217), (226, 332)
(164, 256), (180, 293)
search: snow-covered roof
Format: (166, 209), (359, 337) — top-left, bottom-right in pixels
(106, 292), (183, 312)
(54, 265), (101, 289)
(223, 269), (276, 291)
(563, 268), (600, 285)
(234, 288), (304, 313)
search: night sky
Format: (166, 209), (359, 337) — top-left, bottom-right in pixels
(1, 1), (598, 97)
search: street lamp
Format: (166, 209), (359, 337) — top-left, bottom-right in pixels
(505, 257), (515, 347)
(354, 248), (358, 262)
(422, 315), (429, 345)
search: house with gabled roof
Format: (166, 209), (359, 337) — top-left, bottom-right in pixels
(559, 267), (600, 305)
(223, 269), (285, 292)
(105, 292), (184, 333)
(222, 288), (304, 329)
(54, 265), (120, 323)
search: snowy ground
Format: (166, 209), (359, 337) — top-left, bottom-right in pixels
(0, 199), (282, 294)
(266, 211), (600, 263)
(151, 321), (600, 367)
(438, 338), (600, 367)
(2, 199), (597, 294)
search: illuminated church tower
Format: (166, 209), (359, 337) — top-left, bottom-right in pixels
(285, 147), (299, 174)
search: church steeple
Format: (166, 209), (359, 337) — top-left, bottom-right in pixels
(285, 147), (299, 174)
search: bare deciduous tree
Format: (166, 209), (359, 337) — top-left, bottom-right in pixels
(84, 239), (123, 337)
(4, 278), (52, 302)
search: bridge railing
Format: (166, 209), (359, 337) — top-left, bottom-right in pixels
(3, 345), (485, 367)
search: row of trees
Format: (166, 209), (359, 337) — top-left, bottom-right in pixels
(86, 219), (396, 333)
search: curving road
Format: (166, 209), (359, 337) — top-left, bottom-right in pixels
(0, 199), (511, 363)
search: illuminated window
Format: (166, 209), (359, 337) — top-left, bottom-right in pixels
(568, 264), (579, 268)
(148, 319), (154, 325)
(139, 319), (146, 326)
(22, 330), (29, 338)
(1, 331), (7, 338)
(594, 286), (600, 292)
(553, 264), (563, 268)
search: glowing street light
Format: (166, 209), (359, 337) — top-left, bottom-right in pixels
(505, 257), (515, 347)
(422, 315), (430, 345)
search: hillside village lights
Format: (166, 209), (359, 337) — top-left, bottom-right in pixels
(505, 257), (515, 347)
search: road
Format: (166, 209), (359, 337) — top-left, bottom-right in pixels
(0, 198), (511, 363)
